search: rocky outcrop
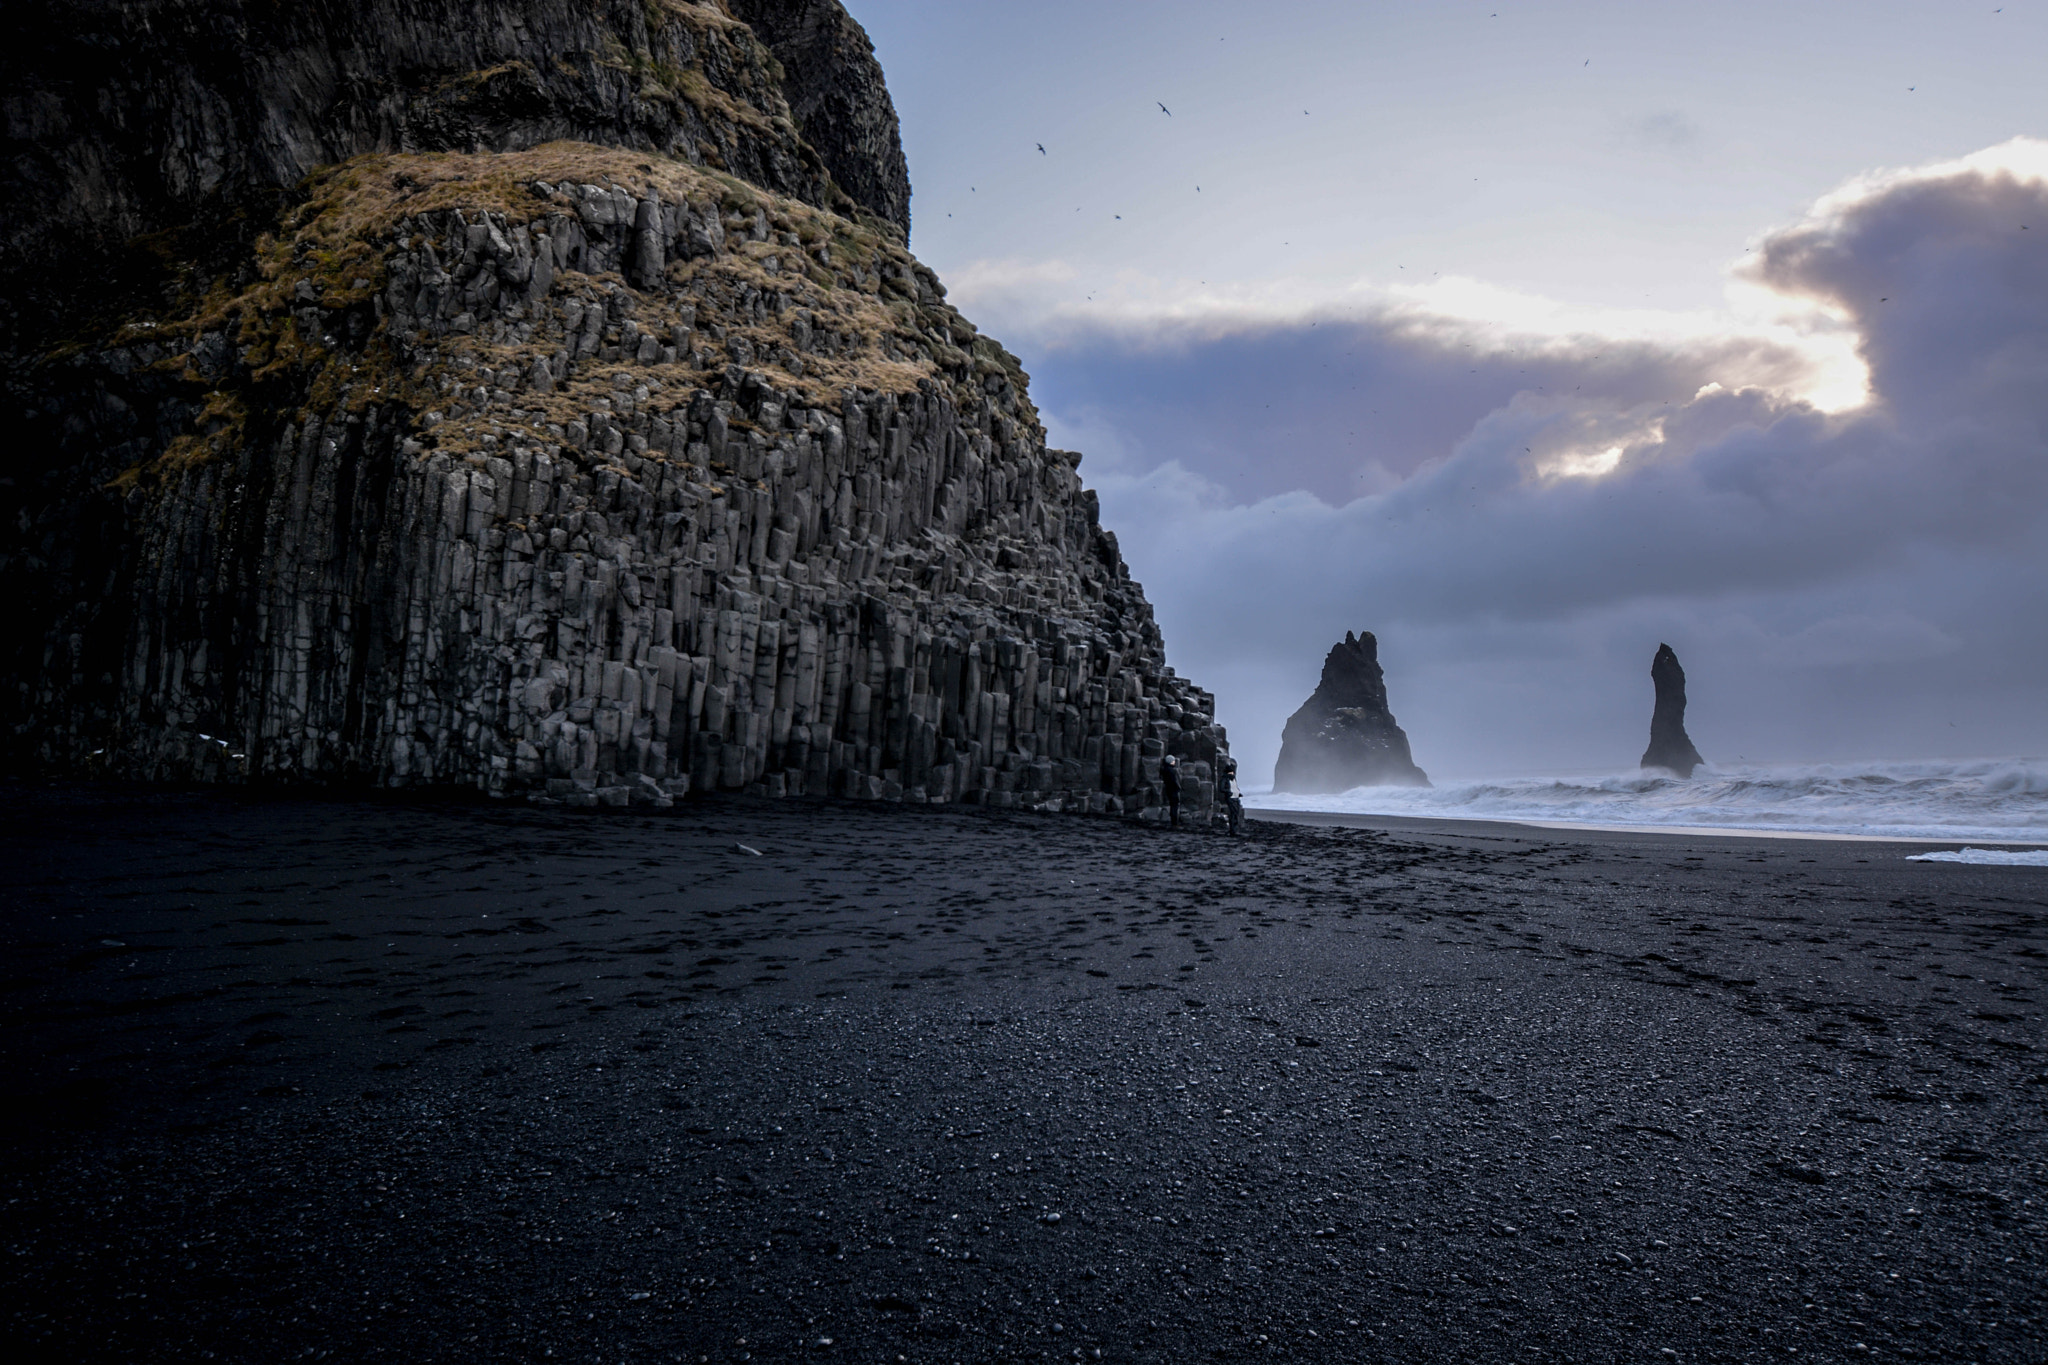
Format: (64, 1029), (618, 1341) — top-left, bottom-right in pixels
(0, 3), (1226, 821)
(1640, 643), (1704, 778)
(727, 0), (911, 235)
(1272, 631), (1428, 793)
(0, 0), (909, 351)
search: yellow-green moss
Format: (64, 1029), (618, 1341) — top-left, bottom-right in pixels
(104, 140), (1044, 478)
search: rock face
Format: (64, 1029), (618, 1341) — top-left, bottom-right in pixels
(0, 1), (1227, 821)
(1640, 643), (1705, 778)
(726, 0), (912, 235)
(1272, 632), (1428, 793)
(0, 0), (908, 347)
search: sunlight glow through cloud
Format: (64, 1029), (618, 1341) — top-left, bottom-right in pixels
(1537, 443), (1626, 482)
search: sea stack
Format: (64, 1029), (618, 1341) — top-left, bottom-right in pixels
(1272, 632), (1430, 793)
(1640, 643), (1706, 778)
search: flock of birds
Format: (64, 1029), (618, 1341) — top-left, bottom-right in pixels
(934, 17), (2011, 310)
(950, 98), (1310, 222)
(943, 4), (1980, 225)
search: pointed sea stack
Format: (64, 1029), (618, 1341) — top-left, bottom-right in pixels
(1272, 632), (1430, 793)
(1640, 643), (1706, 778)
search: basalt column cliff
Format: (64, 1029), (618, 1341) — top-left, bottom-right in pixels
(0, 0), (1227, 818)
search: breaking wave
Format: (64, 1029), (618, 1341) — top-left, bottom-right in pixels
(1907, 847), (2048, 866)
(1245, 757), (2048, 843)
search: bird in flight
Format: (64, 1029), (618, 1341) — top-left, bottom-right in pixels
(1158, 102), (1172, 116)
(1036, 143), (1046, 154)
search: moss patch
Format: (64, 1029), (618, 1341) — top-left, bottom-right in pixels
(98, 140), (1040, 482)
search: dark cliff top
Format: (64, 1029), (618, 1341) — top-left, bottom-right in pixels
(0, 0), (910, 346)
(727, 0), (911, 236)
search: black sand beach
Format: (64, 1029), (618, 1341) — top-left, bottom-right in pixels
(2, 784), (2043, 1363)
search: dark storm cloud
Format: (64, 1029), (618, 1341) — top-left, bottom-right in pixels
(1021, 144), (2048, 776)
(1027, 314), (1797, 505)
(1753, 162), (2048, 427)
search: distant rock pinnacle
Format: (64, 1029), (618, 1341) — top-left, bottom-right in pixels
(1272, 631), (1430, 793)
(1640, 643), (1706, 778)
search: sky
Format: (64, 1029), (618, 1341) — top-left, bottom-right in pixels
(851, 0), (2048, 781)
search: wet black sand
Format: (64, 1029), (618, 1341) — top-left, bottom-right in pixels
(2, 784), (2043, 1363)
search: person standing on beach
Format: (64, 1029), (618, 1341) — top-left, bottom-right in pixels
(1162, 754), (1182, 828)
(1219, 755), (1244, 835)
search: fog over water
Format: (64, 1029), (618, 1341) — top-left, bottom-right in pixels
(859, 3), (2048, 799)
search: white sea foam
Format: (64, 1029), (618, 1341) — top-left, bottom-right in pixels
(1906, 847), (2048, 866)
(1244, 757), (2048, 843)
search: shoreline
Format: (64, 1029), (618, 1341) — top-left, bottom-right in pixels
(1246, 804), (2048, 846)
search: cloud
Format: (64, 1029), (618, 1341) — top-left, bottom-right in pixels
(1748, 137), (2048, 425)
(1025, 310), (1814, 504)
(1009, 139), (2048, 778)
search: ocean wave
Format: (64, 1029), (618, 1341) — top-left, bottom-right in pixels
(1244, 757), (2048, 842)
(1907, 847), (2048, 866)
